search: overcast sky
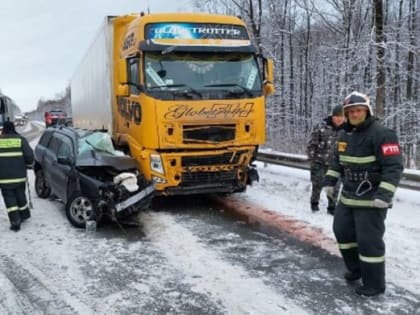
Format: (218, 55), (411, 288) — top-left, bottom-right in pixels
(0, 0), (193, 112)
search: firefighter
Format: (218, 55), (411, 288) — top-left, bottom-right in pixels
(0, 121), (34, 231)
(307, 105), (345, 214)
(323, 91), (403, 296)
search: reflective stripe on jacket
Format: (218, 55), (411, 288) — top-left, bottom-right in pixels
(0, 133), (34, 188)
(324, 117), (403, 207)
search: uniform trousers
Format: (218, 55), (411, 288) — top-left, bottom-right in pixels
(1, 182), (30, 226)
(310, 163), (340, 207)
(333, 202), (387, 289)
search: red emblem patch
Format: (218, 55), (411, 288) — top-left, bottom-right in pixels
(381, 143), (400, 156)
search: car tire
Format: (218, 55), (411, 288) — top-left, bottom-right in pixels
(65, 191), (97, 228)
(35, 169), (51, 198)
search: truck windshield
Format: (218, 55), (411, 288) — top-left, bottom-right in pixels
(144, 52), (262, 100)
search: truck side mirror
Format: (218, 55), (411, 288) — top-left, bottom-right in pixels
(117, 59), (129, 96)
(264, 82), (275, 96)
(118, 59), (128, 84)
(117, 85), (129, 97)
(263, 58), (275, 96)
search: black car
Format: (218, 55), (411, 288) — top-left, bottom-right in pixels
(34, 126), (154, 228)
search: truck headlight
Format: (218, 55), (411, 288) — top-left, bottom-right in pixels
(150, 154), (164, 174)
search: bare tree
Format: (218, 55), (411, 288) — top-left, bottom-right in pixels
(406, 0), (417, 99)
(374, 0), (386, 118)
(190, 0), (420, 165)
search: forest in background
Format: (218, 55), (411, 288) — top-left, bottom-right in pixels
(193, 0), (419, 168)
(2, 0), (419, 168)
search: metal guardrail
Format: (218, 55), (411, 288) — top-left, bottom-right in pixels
(256, 151), (420, 191)
(23, 123), (420, 191)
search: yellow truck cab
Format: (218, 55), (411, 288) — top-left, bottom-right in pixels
(71, 13), (274, 195)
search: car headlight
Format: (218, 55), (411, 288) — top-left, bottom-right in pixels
(150, 154), (164, 174)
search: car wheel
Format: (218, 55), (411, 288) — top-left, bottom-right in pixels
(35, 169), (51, 198)
(65, 192), (96, 228)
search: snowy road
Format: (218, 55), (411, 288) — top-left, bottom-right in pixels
(0, 123), (419, 314)
(0, 191), (306, 314)
(1, 193), (419, 314)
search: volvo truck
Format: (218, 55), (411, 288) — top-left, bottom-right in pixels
(71, 13), (275, 195)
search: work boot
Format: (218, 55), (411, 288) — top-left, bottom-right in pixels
(8, 211), (21, 232)
(311, 202), (319, 212)
(344, 271), (362, 281)
(327, 206), (335, 215)
(20, 209), (31, 222)
(355, 285), (385, 297)
(10, 223), (20, 232)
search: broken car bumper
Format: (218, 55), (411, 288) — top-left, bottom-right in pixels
(115, 184), (155, 213)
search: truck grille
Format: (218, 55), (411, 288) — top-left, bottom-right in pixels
(181, 151), (246, 167)
(183, 124), (235, 143)
(181, 170), (237, 187)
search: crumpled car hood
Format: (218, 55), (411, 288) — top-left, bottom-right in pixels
(76, 150), (137, 171)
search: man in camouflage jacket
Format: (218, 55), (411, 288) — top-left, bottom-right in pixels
(307, 105), (345, 213)
(323, 91), (403, 297)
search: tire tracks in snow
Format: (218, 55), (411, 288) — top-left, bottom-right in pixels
(140, 211), (308, 315)
(149, 196), (420, 315)
(0, 255), (96, 315)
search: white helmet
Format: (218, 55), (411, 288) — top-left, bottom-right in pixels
(343, 91), (372, 116)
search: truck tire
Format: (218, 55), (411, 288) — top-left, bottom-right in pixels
(65, 191), (97, 228)
(35, 169), (51, 198)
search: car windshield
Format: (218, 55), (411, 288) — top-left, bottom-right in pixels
(75, 130), (136, 170)
(144, 52), (262, 100)
(78, 132), (118, 156)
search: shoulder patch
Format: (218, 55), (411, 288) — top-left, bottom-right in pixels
(381, 143), (400, 156)
(338, 141), (347, 152)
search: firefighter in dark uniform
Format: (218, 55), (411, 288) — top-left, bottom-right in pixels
(323, 91), (403, 296)
(0, 121), (34, 231)
(307, 105), (345, 214)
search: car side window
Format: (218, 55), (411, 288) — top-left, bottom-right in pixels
(47, 133), (74, 160)
(48, 135), (63, 154)
(57, 136), (73, 160)
(39, 131), (53, 146)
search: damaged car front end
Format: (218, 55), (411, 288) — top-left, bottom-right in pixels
(67, 151), (155, 228)
(34, 128), (155, 228)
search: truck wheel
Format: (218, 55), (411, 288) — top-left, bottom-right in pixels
(35, 169), (51, 198)
(65, 192), (97, 228)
